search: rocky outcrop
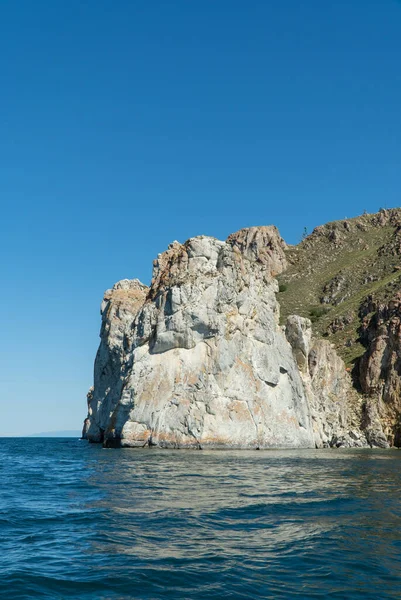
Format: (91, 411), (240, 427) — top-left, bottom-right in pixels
(84, 222), (397, 450)
(285, 316), (368, 448)
(83, 279), (149, 443)
(84, 227), (321, 448)
(358, 295), (401, 447)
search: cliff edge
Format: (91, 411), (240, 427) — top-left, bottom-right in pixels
(83, 223), (380, 449)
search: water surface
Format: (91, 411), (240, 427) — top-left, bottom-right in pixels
(1, 438), (401, 599)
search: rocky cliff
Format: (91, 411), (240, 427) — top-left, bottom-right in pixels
(83, 222), (384, 449)
(358, 294), (401, 447)
(276, 208), (401, 447)
(285, 316), (368, 448)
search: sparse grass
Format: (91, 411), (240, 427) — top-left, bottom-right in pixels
(276, 212), (401, 364)
(309, 306), (330, 322)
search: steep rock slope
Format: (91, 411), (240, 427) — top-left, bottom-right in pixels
(278, 208), (401, 366)
(83, 279), (149, 442)
(278, 208), (401, 446)
(285, 316), (367, 448)
(83, 226), (371, 449)
(358, 294), (401, 446)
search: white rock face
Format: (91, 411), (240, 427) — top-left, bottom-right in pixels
(83, 226), (372, 449)
(285, 315), (368, 448)
(83, 279), (149, 443)
(83, 227), (317, 448)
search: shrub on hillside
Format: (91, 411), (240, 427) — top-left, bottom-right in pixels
(309, 306), (330, 322)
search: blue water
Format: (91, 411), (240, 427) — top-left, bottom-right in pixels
(1, 440), (401, 599)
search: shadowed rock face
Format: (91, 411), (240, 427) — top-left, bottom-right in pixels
(358, 295), (401, 446)
(83, 279), (149, 443)
(83, 227), (318, 449)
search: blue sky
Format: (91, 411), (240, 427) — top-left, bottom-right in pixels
(1, 0), (400, 435)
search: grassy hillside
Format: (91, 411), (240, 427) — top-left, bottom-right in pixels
(277, 209), (401, 367)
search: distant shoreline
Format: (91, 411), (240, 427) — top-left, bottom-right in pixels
(0, 430), (82, 438)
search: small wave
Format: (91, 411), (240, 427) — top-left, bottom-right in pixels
(1, 440), (401, 599)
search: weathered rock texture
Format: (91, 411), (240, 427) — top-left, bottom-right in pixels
(358, 294), (401, 447)
(83, 279), (149, 443)
(275, 208), (401, 447)
(285, 316), (368, 448)
(83, 221), (394, 449)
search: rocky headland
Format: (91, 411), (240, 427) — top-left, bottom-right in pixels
(83, 209), (401, 449)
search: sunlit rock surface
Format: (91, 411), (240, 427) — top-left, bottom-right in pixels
(83, 227), (318, 448)
(285, 315), (370, 448)
(83, 225), (383, 449)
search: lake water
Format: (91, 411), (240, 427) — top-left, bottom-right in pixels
(1, 438), (401, 599)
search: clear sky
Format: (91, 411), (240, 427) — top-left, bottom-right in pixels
(1, 0), (400, 435)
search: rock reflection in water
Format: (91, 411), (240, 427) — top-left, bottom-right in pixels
(79, 448), (401, 599)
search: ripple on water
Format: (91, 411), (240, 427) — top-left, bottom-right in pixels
(1, 440), (401, 599)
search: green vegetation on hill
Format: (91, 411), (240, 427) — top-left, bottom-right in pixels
(277, 209), (401, 367)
